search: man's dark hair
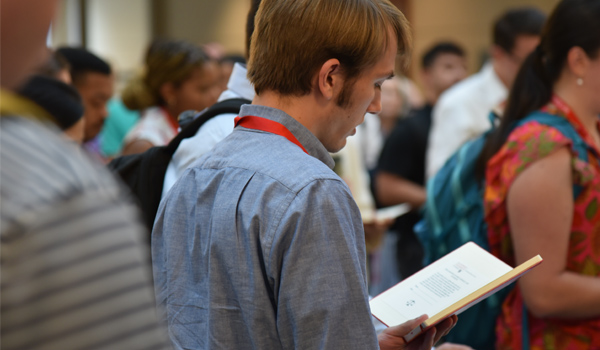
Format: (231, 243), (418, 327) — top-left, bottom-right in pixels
(19, 75), (84, 130)
(493, 7), (546, 54)
(421, 42), (465, 70)
(55, 47), (112, 85)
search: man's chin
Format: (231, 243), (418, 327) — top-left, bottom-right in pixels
(327, 139), (348, 154)
(84, 126), (103, 143)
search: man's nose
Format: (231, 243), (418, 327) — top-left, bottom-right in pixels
(367, 91), (382, 114)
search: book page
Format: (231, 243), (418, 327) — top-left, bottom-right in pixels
(370, 242), (512, 327)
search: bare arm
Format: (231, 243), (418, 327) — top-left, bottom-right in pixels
(507, 147), (600, 319)
(121, 139), (154, 155)
(376, 171), (426, 209)
(364, 218), (394, 253)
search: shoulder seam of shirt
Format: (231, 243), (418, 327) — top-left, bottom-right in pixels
(263, 176), (350, 278)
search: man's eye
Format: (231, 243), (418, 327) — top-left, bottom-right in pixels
(375, 83), (382, 89)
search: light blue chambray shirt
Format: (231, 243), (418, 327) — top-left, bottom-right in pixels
(152, 105), (379, 349)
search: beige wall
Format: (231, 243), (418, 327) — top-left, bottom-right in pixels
(52, 0), (152, 91)
(410, 0), (560, 83)
(157, 0), (560, 85)
(51, 0), (562, 92)
(51, 0), (83, 48)
(155, 0), (250, 56)
(86, 0), (152, 73)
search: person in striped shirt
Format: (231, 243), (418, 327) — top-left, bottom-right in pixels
(0, 1), (171, 349)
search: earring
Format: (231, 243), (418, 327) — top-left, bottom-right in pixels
(577, 77), (584, 86)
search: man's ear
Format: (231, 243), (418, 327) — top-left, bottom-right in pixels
(316, 58), (342, 100)
(490, 45), (506, 62)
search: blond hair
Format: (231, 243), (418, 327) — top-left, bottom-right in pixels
(247, 0), (411, 97)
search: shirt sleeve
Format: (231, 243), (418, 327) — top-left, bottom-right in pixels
(426, 97), (476, 179)
(484, 121), (580, 222)
(268, 178), (379, 350)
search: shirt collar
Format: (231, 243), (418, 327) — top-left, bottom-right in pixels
(0, 88), (53, 122)
(219, 63), (255, 102)
(482, 62), (508, 97)
(238, 104), (335, 169)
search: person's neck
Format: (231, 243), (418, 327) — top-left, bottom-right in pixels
(252, 90), (324, 135)
(554, 81), (600, 147)
(422, 88), (438, 106)
(163, 106), (179, 120)
(492, 61), (511, 90)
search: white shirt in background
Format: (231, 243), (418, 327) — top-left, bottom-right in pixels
(124, 106), (177, 147)
(162, 63), (255, 198)
(426, 63), (507, 179)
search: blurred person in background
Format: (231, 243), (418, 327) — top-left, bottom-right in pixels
(426, 7), (546, 178)
(121, 39), (220, 155)
(378, 76), (413, 136)
(162, 1), (260, 196)
(477, 0), (600, 348)
(36, 48), (72, 84)
(218, 53), (246, 91)
(0, 0), (170, 349)
(352, 75), (415, 268)
(18, 75), (85, 143)
(98, 97), (141, 158)
(370, 41), (466, 293)
(56, 47), (114, 156)
(359, 75), (417, 174)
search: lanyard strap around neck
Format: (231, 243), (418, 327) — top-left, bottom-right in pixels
(160, 107), (179, 134)
(234, 115), (308, 154)
(550, 94), (578, 121)
(548, 94), (600, 155)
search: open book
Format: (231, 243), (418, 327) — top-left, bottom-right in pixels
(369, 242), (543, 342)
(362, 203), (411, 224)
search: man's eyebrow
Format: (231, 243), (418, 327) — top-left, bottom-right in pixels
(385, 72), (395, 80)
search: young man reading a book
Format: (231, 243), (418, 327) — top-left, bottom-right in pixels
(152, 0), (456, 349)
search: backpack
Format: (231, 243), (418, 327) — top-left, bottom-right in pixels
(108, 98), (250, 233)
(414, 111), (589, 350)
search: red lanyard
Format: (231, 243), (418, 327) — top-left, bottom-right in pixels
(546, 94), (600, 155)
(550, 94), (577, 121)
(161, 107), (179, 134)
(234, 115), (308, 154)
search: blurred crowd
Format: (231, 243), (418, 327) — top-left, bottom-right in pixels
(2, 0), (600, 350)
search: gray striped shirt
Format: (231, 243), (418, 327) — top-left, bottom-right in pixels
(1, 116), (171, 350)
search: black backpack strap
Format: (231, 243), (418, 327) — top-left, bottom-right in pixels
(164, 98), (250, 154)
(108, 97), (250, 234)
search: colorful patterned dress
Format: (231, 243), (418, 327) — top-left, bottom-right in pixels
(484, 95), (600, 350)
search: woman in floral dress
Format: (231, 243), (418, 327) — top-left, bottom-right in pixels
(478, 0), (600, 349)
